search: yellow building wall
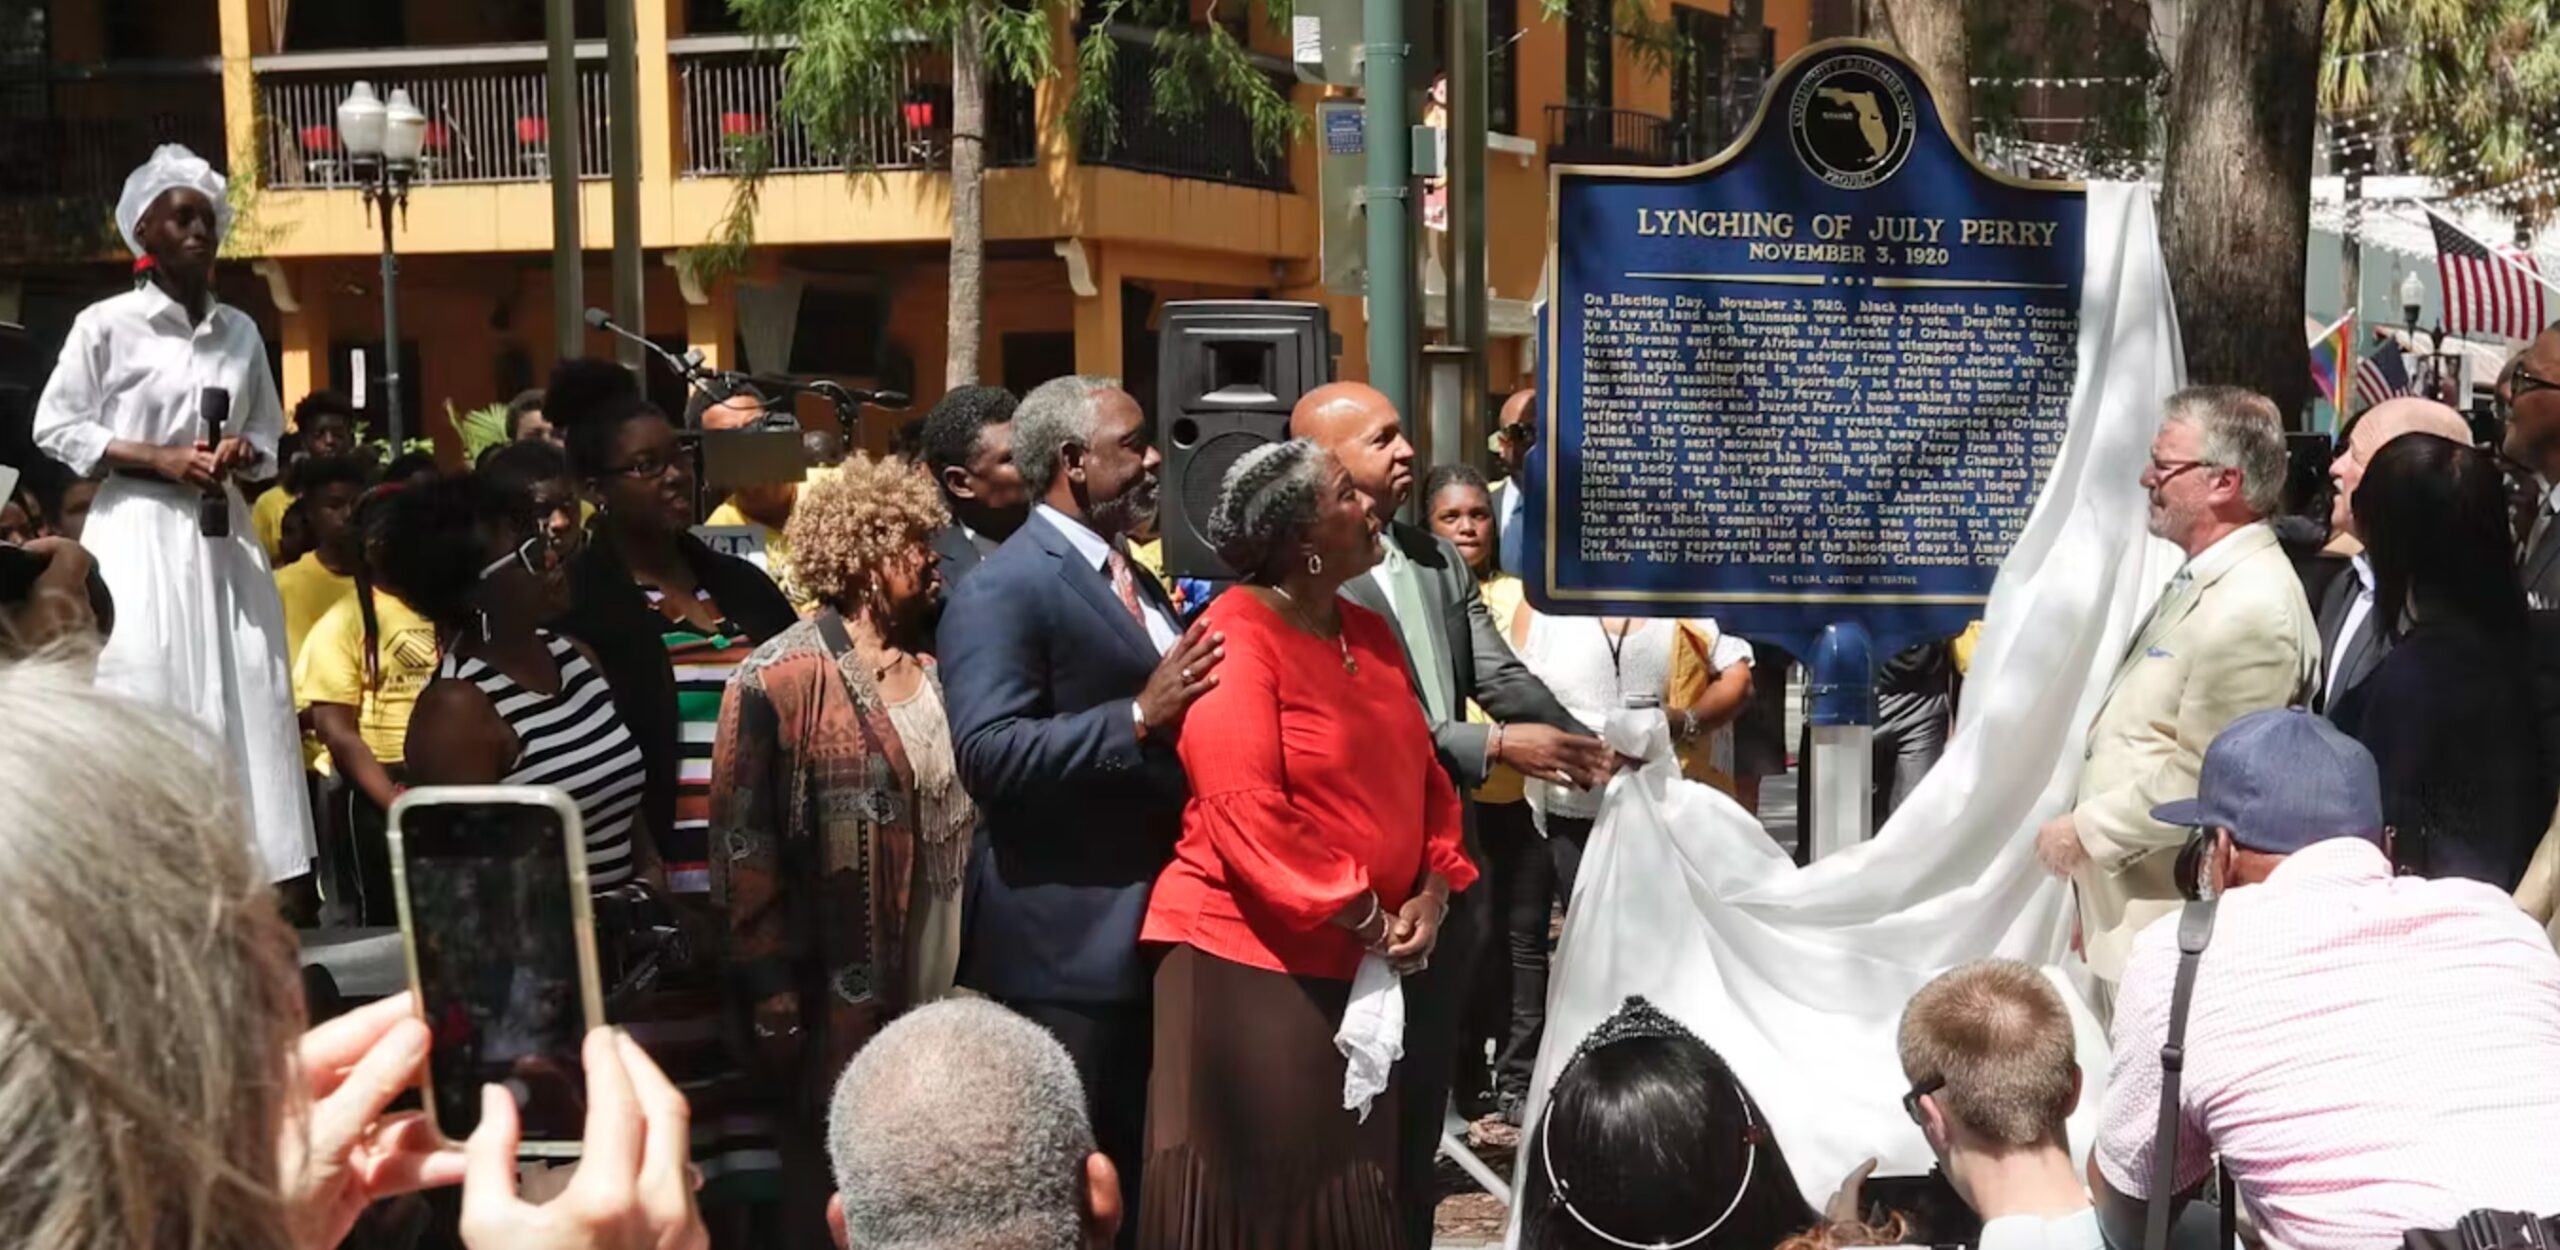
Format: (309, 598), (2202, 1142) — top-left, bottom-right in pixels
(213, 0), (1814, 415)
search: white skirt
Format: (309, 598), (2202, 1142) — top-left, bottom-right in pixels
(87, 475), (315, 882)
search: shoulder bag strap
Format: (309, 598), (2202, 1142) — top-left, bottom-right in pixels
(2146, 897), (2220, 1250)
(815, 608), (856, 664)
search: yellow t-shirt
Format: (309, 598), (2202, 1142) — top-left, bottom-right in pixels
(275, 551), (354, 669)
(1470, 573), (1529, 805)
(294, 590), (440, 767)
(705, 497), (805, 611)
(252, 485), (295, 562)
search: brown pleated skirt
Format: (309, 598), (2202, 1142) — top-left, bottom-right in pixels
(1138, 944), (1404, 1250)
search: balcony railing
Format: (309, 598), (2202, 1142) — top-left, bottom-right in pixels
(255, 45), (613, 188)
(674, 38), (1035, 177)
(0, 66), (225, 252)
(0, 64), (224, 195)
(1077, 29), (1291, 192)
(1546, 104), (1682, 167)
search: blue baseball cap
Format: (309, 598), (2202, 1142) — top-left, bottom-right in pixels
(2150, 708), (2386, 853)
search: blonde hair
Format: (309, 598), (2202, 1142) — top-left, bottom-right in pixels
(0, 658), (304, 1249)
(786, 452), (951, 611)
(1897, 960), (2077, 1149)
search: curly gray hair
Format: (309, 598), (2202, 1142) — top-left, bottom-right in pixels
(1207, 438), (1330, 583)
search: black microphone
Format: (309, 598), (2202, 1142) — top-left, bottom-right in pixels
(198, 387), (231, 538)
(583, 307), (714, 398)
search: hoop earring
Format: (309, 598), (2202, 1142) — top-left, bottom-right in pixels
(1306, 552), (1324, 576)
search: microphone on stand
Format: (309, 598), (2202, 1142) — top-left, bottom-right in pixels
(583, 308), (718, 401)
(198, 388), (231, 538)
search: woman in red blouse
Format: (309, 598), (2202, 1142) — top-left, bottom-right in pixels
(1137, 437), (1474, 1250)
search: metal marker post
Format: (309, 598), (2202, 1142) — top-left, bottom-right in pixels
(1807, 621), (1875, 860)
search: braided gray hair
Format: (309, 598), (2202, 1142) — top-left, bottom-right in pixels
(1208, 438), (1330, 583)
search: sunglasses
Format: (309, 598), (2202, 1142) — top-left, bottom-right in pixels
(1902, 1074), (1944, 1125)
(2499, 367), (2560, 421)
(477, 533), (558, 582)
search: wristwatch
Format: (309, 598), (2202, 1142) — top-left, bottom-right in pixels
(1131, 700), (1148, 742)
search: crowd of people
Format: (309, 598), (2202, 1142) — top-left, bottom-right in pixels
(14, 145), (2560, 1250)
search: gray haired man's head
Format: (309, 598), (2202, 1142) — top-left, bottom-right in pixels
(825, 999), (1122, 1250)
(1010, 375), (1122, 497)
(2163, 385), (2289, 518)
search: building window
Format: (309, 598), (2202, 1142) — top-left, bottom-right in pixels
(1489, 0), (1518, 135)
(1671, 4), (1724, 155)
(1563, 0), (1612, 110)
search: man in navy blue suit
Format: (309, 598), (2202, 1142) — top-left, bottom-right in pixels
(936, 374), (1224, 1239)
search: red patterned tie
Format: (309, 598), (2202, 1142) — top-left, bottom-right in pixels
(1106, 547), (1148, 630)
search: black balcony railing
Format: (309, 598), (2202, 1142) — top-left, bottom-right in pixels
(0, 70), (227, 254)
(1077, 32), (1291, 192)
(676, 41), (1035, 177)
(1546, 104), (1681, 167)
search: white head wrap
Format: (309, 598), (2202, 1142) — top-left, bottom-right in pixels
(115, 144), (233, 258)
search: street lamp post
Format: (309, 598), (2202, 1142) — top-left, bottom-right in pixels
(2397, 270), (2432, 400)
(336, 83), (426, 449)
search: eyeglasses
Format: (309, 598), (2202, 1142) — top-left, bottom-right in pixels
(477, 533), (557, 582)
(606, 452), (683, 481)
(1902, 1074), (1944, 1125)
(2498, 367), (2560, 421)
(2146, 458), (2221, 486)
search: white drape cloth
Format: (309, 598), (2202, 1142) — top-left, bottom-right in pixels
(1516, 183), (2187, 1220)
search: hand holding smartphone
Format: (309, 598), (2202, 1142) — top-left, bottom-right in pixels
(389, 786), (606, 1155)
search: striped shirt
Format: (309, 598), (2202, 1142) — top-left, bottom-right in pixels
(436, 631), (644, 889)
(646, 586), (757, 896)
(2096, 839), (2560, 1250)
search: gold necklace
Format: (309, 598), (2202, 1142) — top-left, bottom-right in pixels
(1269, 586), (1357, 674)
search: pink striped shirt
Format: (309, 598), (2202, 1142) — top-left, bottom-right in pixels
(2096, 839), (2560, 1250)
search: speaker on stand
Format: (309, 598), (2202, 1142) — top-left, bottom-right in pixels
(1157, 301), (1336, 580)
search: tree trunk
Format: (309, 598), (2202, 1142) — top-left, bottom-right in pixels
(2160, 0), (2324, 421)
(944, 0), (989, 389)
(1722, 0), (1765, 148)
(1874, 0), (1969, 142)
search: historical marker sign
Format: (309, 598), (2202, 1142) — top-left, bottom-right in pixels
(1530, 40), (2088, 655)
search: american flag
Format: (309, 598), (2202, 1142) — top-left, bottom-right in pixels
(2429, 210), (2549, 343)
(2354, 338), (2411, 410)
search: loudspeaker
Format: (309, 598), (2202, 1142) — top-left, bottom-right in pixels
(1158, 301), (1335, 579)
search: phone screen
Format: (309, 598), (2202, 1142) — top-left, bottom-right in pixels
(396, 796), (595, 1148)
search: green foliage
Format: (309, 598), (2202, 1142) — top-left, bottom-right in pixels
(1532, 0), (1684, 89)
(679, 133), (772, 289)
(2390, 0), (2560, 219)
(450, 401), (512, 465)
(223, 115), (292, 260)
(1965, 0), (2163, 170)
(2312, 0), (2560, 221)
(702, 0), (1307, 283)
(362, 435), (437, 466)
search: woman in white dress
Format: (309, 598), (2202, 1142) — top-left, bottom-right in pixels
(31, 145), (313, 885)
(1511, 605), (1755, 907)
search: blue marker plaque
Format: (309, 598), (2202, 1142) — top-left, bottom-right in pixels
(1529, 40), (2087, 657)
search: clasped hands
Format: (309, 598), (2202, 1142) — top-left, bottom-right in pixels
(154, 436), (254, 491)
(1338, 884), (1447, 976)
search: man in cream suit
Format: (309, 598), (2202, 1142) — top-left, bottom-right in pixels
(2036, 386), (2320, 994)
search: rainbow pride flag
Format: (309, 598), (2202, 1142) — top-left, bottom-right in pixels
(2307, 313), (2354, 407)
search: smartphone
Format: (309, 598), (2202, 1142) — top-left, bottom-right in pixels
(389, 785), (605, 1155)
(1864, 1170), (1984, 1247)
